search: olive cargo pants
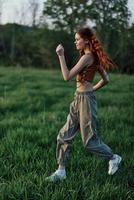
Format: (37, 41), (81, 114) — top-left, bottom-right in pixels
(56, 91), (113, 166)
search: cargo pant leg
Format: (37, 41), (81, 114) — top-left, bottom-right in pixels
(79, 92), (113, 160)
(56, 96), (79, 166)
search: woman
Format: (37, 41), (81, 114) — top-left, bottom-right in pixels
(45, 27), (122, 182)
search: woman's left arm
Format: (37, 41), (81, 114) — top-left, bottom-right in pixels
(56, 44), (93, 81)
(93, 66), (109, 91)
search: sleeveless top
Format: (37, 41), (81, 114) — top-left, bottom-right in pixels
(76, 54), (98, 83)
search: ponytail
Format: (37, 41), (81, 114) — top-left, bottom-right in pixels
(90, 34), (117, 70)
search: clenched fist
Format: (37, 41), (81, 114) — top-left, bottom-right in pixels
(56, 44), (64, 56)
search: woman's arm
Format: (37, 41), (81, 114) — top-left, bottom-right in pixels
(93, 66), (109, 91)
(57, 54), (69, 81)
(56, 44), (93, 81)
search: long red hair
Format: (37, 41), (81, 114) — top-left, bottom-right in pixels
(76, 27), (117, 70)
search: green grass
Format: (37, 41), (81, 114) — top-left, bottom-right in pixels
(0, 66), (134, 200)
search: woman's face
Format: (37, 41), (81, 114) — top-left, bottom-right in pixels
(74, 33), (87, 50)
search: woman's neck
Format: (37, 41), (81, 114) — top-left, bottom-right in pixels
(84, 48), (91, 54)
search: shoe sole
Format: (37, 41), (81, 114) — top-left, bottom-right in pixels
(108, 156), (122, 175)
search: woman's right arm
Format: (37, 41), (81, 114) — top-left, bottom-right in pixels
(93, 66), (109, 91)
(56, 44), (93, 81)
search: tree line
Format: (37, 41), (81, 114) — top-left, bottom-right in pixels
(0, 0), (134, 73)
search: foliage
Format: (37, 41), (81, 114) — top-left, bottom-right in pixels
(43, 0), (94, 34)
(0, 0), (134, 73)
(0, 24), (76, 68)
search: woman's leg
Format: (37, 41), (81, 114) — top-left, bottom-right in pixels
(78, 91), (122, 175)
(56, 96), (79, 167)
(45, 94), (79, 182)
(79, 91), (113, 159)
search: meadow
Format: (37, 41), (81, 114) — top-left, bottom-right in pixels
(0, 67), (133, 200)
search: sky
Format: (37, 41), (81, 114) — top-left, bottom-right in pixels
(1, 0), (134, 25)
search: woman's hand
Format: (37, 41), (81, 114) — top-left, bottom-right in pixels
(56, 44), (64, 56)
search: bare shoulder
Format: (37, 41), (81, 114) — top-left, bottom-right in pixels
(81, 53), (94, 65)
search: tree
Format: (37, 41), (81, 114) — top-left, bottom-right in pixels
(118, 24), (134, 73)
(43, 0), (94, 34)
(28, 0), (40, 27)
(91, 0), (131, 57)
(0, 0), (4, 24)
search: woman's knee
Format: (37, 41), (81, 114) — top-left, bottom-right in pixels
(83, 135), (97, 149)
(57, 132), (64, 144)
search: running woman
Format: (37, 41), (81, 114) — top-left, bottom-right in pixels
(45, 27), (122, 182)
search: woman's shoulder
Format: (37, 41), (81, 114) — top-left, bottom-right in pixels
(81, 53), (94, 66)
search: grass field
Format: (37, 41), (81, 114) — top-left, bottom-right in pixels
(0, 66), (134, 200)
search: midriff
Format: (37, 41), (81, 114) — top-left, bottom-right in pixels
(76, 81), (93, 92)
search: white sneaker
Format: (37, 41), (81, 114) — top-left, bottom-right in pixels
(108, 154), (122, 175)
(45, 170), (66, 182)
